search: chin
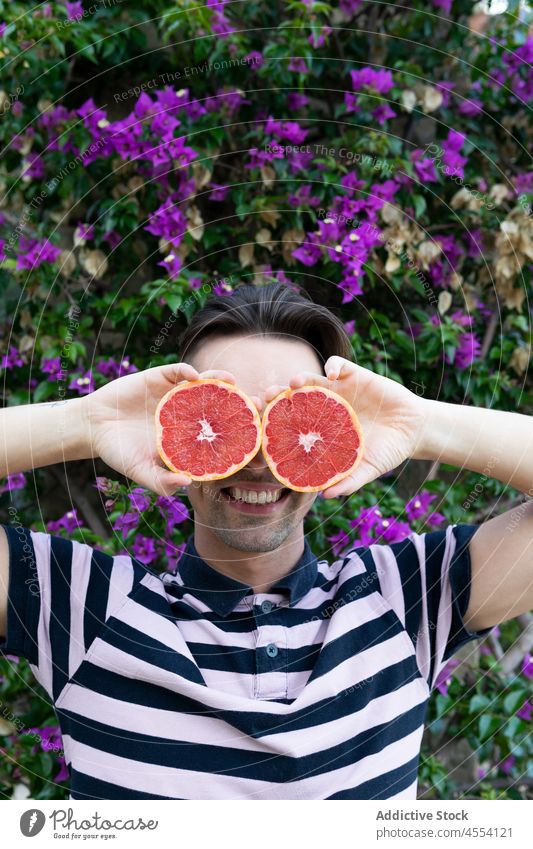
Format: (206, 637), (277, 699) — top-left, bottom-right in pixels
(212, 526), (293, 553)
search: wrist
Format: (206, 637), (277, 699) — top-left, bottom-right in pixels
(58, 397), (96, 462)
(411, 398), (453, 462)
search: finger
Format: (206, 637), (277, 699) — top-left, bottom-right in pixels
(288, 372), (330, 390)
(264, 384), (289, 403)
(155, 362), (200, 386)
(324, 356), (355, 381)
(198, 369), (236, 384)
(320, 461), (380, 499)
(133, 461), (192, 497)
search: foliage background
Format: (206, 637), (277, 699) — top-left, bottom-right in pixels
(0, 0), (532, 800)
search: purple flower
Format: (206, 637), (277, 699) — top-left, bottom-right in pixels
(0, 22), (7, 37)
(516, 699), (532, 721)
(15, 237), (61, 271)
(372, 104), (396, 125)
(128, 487), (151, 513)
(47, 509), (84, 533)
(433, 0), (452, 14)
(0, 473), (27, 495)
(521, 654), (533, 680)
(411, 149), (438, 182)
(96, 357), (138, 380)
(288, 57), (309, 74)
(65, 1), (83, 21)
(340, 0), (362, 16)
(209, 183), (230, 201)
(264, 117), (308, 144)
(435, 80), (456, 109)
(132, 535), (158, 565)
(55, 756), (70, 782)
(163, 539), (186, 571)
(41, 356), (63, 381)
(144, 199), (187, 248)
(477, 766), (488, 780)
(1, 346), (23, 370)
(500, 755), (516, 775)
(94, 476), (115, 494)
(156, 495), (190, 535)
(427, 511), (446, 527)
(349, 505), (384, 545)
(158, 251), (183, 280)
(103, 229), (122, 250)
(350, 67), (394, 95)
(450, 310), (473, 328)
(74, 222), (94, 245)
(292, 242), (323, 267)
(344, 320), (356, 335)
(458, 98), (483, 117)
(452, 332), (482, 369)
(112, 512), (140, 540)
(68, 371), (94, 395)
(245, 50), (264, 69)
(434, 657), (461, 695)
(376, 518), (412, 544)
(21, 152), (45, 179)
(287, 92), (309, 110)
(308, 25), (332, 48)
(406, 490), (436, 521)
(327, 529), (351, 557)
(440, 130), (468, 179)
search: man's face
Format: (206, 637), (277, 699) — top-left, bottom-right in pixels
(186, 333), (322, 552)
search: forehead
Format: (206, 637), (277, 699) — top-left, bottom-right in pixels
(189, 333), (323, 395)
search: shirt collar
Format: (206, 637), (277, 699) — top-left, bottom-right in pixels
(175, 535), (318, 617)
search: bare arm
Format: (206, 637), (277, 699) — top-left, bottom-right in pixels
(0, 361), (236, 641)
(414, 399), (533, 631)
(0, 397), (93, 478)
(280, 358), (533, 631)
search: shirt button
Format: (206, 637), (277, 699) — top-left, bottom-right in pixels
(266, 643), (278, 658)
(261, 600), (273, 614)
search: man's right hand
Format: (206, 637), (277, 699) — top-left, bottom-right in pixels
(81, 362), (237, 497)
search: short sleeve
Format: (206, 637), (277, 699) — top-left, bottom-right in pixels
(366, 523), (492, 692)
(0, 523), (145, 704)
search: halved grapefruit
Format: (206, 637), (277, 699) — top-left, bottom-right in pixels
(155, 378), (262, 481)
(261, 385), (364, 492)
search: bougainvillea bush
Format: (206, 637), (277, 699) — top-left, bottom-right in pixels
(0, 0), (532, 799)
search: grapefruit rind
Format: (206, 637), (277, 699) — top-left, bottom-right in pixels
(261, 385), (364, 492)
(155, 378), (262, 481)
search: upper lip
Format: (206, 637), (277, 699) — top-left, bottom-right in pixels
(221, 481), (286, 491)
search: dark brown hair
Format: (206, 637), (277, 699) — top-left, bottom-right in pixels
(177, 282), (353, 369)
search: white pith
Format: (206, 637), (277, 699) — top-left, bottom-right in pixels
(196, 418), (218, 442)
(227, 487), (284, 504)
(298, 431), (322, 452)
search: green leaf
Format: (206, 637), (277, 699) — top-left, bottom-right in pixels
(503, 690), (527, 715)
(478, 714), (499, 742)
(468, 694), (491, 714)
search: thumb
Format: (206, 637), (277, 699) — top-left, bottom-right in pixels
(129, 460), (192, 497)
(320, 460), (382, 499)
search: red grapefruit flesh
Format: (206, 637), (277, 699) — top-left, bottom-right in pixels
(261, 386), (364, 492)
(155, 378), (262, 481)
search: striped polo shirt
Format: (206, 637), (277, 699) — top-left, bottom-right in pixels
(0, 520), (491, 800)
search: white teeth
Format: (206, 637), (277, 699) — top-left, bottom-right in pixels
(228, 487), (284, 504)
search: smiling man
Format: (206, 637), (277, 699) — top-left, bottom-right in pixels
(0, 282), (532, 800)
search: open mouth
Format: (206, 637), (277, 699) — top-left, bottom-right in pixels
(220, 486), (291, 506)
